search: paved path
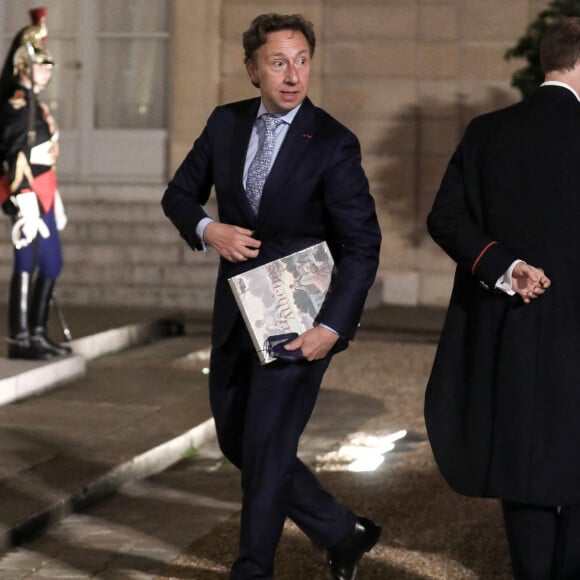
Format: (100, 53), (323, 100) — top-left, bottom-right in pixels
(0, 311), (513, 578)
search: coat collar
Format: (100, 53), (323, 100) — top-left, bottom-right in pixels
(230, 99), (260, 223)
(534, 83), (580, 106)
(539, 81), (580, 101)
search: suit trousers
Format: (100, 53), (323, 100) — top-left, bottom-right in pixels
(502, 501), (580, 580)
(209, 319), (355, 579)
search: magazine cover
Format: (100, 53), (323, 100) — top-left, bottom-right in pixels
(228, 241), (335, 364)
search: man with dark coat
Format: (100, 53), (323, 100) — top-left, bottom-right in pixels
(424, 17), (580, 580)
(162, 13), (382, 580)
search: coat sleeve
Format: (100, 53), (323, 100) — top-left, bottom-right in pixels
(161, 111), (217, 252)
(316, 129), (382, 339)
(427, 124), (516, 290)
(1, 95), (35, 194)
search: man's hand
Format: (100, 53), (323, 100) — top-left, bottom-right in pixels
(204, 222), (261, 262)
(511, 262), (551, 304)
(283, 326), (340, 361)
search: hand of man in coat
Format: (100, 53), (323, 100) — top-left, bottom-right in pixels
(283, 325), (340, 361)
(511, 262), (551, 304)
(205, 222), (261, 262)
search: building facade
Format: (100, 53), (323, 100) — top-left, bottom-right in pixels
(0, 0), (551, 313)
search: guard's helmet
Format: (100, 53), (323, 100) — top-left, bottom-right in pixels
(12, 7), (54, 75)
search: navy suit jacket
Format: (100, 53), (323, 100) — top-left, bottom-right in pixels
(162, 97), (381, 348)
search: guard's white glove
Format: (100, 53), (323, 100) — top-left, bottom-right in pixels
(54, 190), (67, 231)
(11, 191), (50, 249)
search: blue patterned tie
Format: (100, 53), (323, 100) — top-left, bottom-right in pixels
(246, 114), (284, 215)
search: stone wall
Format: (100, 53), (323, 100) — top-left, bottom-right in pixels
(0, 0), (551, 312)
(0, 185), (219, 311)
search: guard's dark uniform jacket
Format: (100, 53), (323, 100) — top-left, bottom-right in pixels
(0, 84), (59, 214)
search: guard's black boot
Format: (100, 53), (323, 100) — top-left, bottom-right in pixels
(7, 272), (54, 360)
(30, 275), (72, 357)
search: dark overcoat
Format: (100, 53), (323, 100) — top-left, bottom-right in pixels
(425, 85), (580, 506)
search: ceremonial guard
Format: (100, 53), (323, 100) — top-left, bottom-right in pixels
(0, 7), (70, 360)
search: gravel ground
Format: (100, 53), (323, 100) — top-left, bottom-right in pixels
(153, 334), (513, 579)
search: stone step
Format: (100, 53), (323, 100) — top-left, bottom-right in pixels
(0, 318), (182, 407)
(0, 192), (222, 311)
(56, 281), (217, 311)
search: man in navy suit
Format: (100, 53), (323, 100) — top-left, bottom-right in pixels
(162, 13), (382, 580)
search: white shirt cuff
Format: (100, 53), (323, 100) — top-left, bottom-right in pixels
(495, 259), (524, 296)
(318, 323), (339, 335)
(195, 217), (214, 250)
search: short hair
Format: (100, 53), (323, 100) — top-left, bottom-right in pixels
(540, 17), (580, 74)
(242, 13), (316, 63)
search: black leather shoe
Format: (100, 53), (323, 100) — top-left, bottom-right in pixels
(327, 516), (382, 580)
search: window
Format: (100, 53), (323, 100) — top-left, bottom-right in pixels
(0, 0), (170, 182)
(96, 1), (168, 129)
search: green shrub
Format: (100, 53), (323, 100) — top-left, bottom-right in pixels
(505, 0), (580, 98)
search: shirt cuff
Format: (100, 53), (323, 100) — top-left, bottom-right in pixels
(495, 259), (524, 296)
(195, 217), (214, 250)
(318, 323), (339, 335)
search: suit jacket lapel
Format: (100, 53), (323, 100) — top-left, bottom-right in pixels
(231, 98), (260, 224)
(257, 98), (316, 220)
